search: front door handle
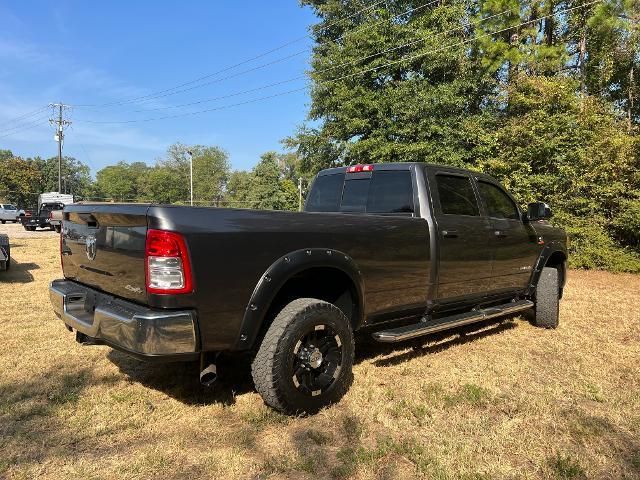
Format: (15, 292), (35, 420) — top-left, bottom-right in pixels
(494, 230), (507, 238)
(442, 230), (459, 238)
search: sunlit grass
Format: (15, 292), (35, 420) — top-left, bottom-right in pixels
(0, 237), (638, 478)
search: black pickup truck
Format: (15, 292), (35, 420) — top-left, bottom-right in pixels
(50, 162), (567, 414)
(21, 202), (65, 231)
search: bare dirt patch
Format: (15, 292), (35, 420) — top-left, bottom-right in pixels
(0, 237), (639, 479)
(0, 221), (59, 239)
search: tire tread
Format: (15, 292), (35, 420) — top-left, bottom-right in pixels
(534, 267), (560, 328)
(251, 298), (354, 414)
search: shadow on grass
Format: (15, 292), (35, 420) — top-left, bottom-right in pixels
(106, 317), (521, 408)
(356, 317), (519, 367)
(106, 350), (255, 407)
(0, 259), (40, 283)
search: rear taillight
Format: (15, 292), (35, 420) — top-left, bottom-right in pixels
(145, 229), (193, 294)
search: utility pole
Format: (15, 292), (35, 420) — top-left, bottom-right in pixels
(298, 177), (304, 212)
(187, 150), (194, 206)
(49, 103), (72, 193)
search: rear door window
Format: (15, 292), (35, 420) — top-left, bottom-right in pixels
(366, 171), (413, 213)
(435, 174), (480, 216)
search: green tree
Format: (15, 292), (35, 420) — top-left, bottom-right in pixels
(471, 76), (640, 271)
(289, 0), (640, 271)
(583, 0), (639, 129)
(34, 156), (92, 198)
(225, 152), (300, 211)
(0, 153), (43, 208)
(138, 165), (188, 204)
(247, 152), (299, 210)
(225, 170), (254, 207)
(150, 143), (230, 205)
(288, 0), (493, 172)
(94, 161), (149, 201)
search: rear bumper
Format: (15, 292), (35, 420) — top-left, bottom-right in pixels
(50, 279), (198, 358)
(21, 218), (45, 227)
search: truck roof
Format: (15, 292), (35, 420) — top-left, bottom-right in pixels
(316, 162), (483, 177)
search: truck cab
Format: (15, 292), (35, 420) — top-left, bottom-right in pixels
(307, 163), (565, 308)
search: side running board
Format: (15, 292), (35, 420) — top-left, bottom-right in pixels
(372, 299), (533, 343)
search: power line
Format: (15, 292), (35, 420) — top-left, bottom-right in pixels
(0, 113), (50, 134)
(77, 2), (563, 125)
(116, 0), (450, 113)
(75, 0), (601, 126)
(102, 0), (443, 110)
(76, 5), (512, 122)
(0, 105), (49, 128)
(121, 4), (509, 115)
(71, 0), (389, 109)
(0, 117), (50, 139)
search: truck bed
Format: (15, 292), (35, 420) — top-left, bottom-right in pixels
(61, 203), (431, 351)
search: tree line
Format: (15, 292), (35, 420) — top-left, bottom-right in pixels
(0, 144), (303, 212)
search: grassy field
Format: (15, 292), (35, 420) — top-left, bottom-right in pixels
(1, 233), (639, 479)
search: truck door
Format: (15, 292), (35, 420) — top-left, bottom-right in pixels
(475, 179), (539, 293)
(429, 171), (494, 301)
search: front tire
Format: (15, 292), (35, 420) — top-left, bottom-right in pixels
(534, 267), (560, 328)
(251, 298), (354, 415)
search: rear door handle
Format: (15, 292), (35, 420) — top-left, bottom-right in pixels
(442, 230), (459, 238)
(494, 230), (507, 238)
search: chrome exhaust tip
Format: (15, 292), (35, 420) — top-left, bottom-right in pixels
(199, 363), (217, 387)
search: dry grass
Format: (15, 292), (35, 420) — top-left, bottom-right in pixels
(1, 237), (639, 480)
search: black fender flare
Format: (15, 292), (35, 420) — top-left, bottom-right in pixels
(234, 248), (365, 350)
(527, 241), (567, 296)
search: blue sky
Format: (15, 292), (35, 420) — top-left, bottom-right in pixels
(0, 1), (317, 174)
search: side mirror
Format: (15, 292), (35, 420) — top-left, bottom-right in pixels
(526, 202), (552, 221)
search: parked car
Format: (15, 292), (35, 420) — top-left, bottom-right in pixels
(50, 162), (567, 414)
(20, 193), (73, 231)
(0, 204), (25, 223)
(0, 233), (10, 271)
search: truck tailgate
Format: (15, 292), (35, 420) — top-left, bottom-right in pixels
(61, 204), (150, 303)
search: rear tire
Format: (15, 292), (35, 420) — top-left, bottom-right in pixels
(1, 220), (5, 224)
(54, 225), (61, 233)
(251, 298), (354, 415)
(534, 267), (560, 328)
